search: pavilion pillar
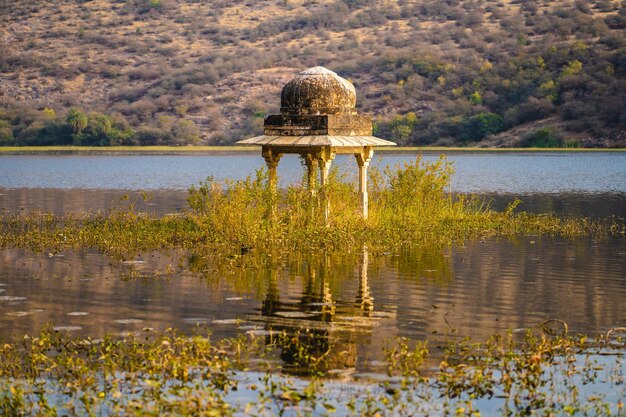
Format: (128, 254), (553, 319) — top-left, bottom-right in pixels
(355, 147), (374, 219)
(262, 146), (282, 219)
(262, 146), (282, 191)
(317, 147), (335, 224)
(303, 153), (318, 196)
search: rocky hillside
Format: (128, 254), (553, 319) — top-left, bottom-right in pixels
(1, 0), (625, 147)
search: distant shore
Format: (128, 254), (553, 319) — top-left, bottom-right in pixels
(1, 145), (625, 155)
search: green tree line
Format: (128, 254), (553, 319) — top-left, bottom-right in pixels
(0, 106), (200, 146)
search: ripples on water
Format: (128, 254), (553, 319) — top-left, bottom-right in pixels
(2, 188), (625, 219)
(0, 151), (624, 377)
(1, 238), (624, 369)
(2, 152), (624, 219)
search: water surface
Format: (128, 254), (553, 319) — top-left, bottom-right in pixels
(1, 238), (624, 369)
(2, 188), (624, 219)
(1, 151), (624, 378)
(1, 151), (625, 193)
(2, 151), (625, 218)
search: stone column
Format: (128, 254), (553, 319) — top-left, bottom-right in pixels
(302, 153), (318, 195)
(262, 146), (282, 219)
(262, 146), (282, 191)
(355, 147), (374, 219)
(317, 147), (335, 224)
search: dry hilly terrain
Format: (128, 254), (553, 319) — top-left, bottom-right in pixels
(0, 0), (625, 147)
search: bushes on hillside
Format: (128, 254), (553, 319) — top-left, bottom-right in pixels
(518, 127), (569, 148)
(0, 105), (200, 146)
(1, 0), (625, 147)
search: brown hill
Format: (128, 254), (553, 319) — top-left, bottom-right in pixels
(1, 0), (625, 147)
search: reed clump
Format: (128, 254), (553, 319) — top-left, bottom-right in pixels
(0, 156), (621, 257)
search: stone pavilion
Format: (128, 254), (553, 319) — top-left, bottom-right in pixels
(237, 66), (395, 219)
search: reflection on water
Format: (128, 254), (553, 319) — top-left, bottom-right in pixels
(485, 192), (626, 219)
(1, 238), (624, 371)
(1, 188), (624, 219)
(2, 151), (624, 219)
(252, 251), (388, 372)
(0, 188), (189, 215)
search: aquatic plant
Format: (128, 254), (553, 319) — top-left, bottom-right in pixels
(0, 326), (623, 416)
(0, 156), (622, 260)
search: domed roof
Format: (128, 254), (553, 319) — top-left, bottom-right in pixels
(280, 66), (357, 115)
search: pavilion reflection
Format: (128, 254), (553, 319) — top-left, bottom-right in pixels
(355, 248), (373, 314)
(185, 244), (454, 372)
(253, 248), (387, 374)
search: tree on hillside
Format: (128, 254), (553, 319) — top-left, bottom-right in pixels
(66, 108), (88, 135)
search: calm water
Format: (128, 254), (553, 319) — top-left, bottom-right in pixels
(1, 151), (625, 218)
(1, 151), (625, 193)
(0, 151), (625, 376)
(1, 238), (625, 368)
(1, 188), (624, 219)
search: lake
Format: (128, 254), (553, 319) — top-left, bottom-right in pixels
(1, 151), (625, 193)
(0, 151), (625, 412)
(1, 151), (625, 218)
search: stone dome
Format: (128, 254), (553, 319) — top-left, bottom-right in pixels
(280, 66), (357, 115)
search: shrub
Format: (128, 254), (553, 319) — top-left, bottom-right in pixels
(505, 98), (555, 126)
(0, 120), (14, 145)
(518, 127), (563, 147)
(169, 119), (200, 145)
(459, 112), (505, 142)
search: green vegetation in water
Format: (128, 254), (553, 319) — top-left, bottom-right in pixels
(0, 156), (621, 259)
(0, 325), (624, 416)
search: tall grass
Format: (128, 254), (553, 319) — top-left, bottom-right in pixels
(186, 155), (618, 253)
(0, 156), (621, 258)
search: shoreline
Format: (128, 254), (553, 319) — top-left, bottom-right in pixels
(1, 145), (625, 155)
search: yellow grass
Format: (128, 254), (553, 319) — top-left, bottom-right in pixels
(0, 146), (624, 154)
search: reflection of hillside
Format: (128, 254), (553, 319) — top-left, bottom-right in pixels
(481, 192), (626, 219)
(0, 248), (252, 338)
(0, 188), (188, 215)
(2, 188), (624, 218)
(381, 238), (626, 342)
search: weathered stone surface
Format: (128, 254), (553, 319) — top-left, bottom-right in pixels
(280, 66), (357, 116)
(264, 114), (372, 136)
